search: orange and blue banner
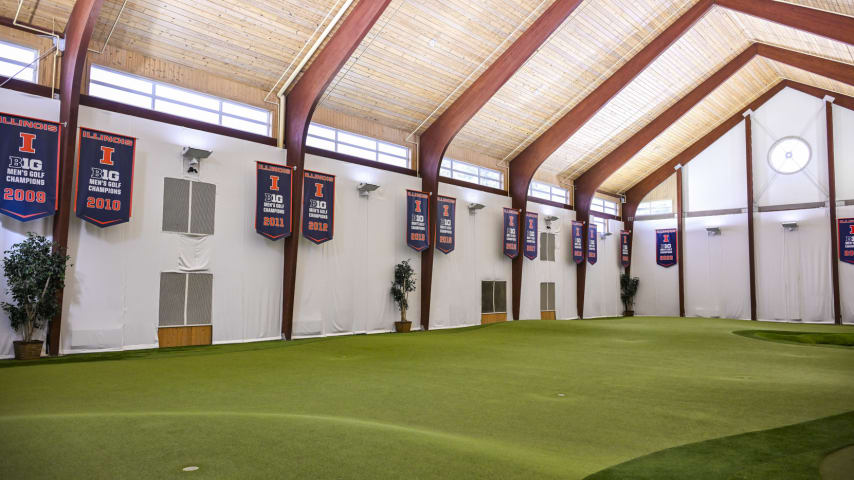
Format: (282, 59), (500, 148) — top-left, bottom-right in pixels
(503, 207), (519, 259)
(587, 223), (598, 265)
(436, 195), (455, 254)
(620, 230), (631, 268)
(302, 170), (335, 244)
(571, 221), (584, 264)
(840, 218), (854, 265)
(406, 190), (430, 251)
(0, 112), (60, 221)
(524, 211), (538, 260)
(656, 228), (678, 267)
(74, 127), (136, 227)
(256, 162), (292, 240)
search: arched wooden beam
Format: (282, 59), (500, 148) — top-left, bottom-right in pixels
(717, 0), (854, 46)
(281, 0), (392, 340)
(47, 0), (106, 356)
(418, 0), (585, 329)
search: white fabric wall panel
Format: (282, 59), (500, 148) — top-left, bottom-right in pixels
(684, 121), (747, 211)
(520, 202), (577, 320)
(752, 88), (829, 207)
(631, 218), (679, 317)
(837, 205), (854, 325)
(0, 89), (59, 358)
(755, 209), (833, 323)
(583, 219), (624, 318)
(683, 214), (750, 320)
(431, 184), (512, 328)
(293, 154), (421, 337)
(834, 104), (854, 201)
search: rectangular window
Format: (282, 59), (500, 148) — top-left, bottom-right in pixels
(306, 123), (410, 169)
(441, 158), (504, 190)
(539, 232), (556, 262)
(528, 181), (568, 204)
(0, 40), (38, 83)
(88, 65), (271, 136)
(590, 196), (619, 216)
(636, 199), (673, 216)
(540, 282), (556, 312)
(481, 281), (507, 314)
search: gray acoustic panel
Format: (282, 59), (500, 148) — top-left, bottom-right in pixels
(481, 281), (494, 314)
(539, 282), (555, 311)
(547, 233), (556, 262)
(186, 273), (213, 326)
(162, 178), (190, 233)
(190, 182), (216, 235)
(159, 272), (186, 326)
(494, 281), (507, 314)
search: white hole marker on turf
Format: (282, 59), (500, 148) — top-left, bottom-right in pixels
(183, 466), (199, 472)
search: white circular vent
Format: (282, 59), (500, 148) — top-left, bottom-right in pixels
(768, 136), (811, 174)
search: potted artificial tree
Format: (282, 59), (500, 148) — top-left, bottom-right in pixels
(2, 233), (71, 360)
(390, 259), (416, 333)
(620, 272), (639, 317)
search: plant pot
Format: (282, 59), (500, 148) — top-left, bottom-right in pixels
(13, 340), (43, 360)
(394, 321), (412, 333)
(623, 310), (635, 317)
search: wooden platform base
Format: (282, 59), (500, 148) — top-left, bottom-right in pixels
(158, 326), (212, 348)
(481, 313), (507, 325)
(540, 311), (556, 320)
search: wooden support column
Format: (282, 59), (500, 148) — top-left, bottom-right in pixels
(47, 0), (105, 356)
(744, 113), (757, 321)
(826, 99), (842, 325)
(280, 0), (392, 340)
(676, 166), (685, 317)
(623, 202), (638, 279)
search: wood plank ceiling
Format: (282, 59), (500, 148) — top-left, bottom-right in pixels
(3, 0), (852, 195)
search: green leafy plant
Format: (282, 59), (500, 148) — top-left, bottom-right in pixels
(2, 233), (71, 343)
(620, 272), (639, 313)
(390, 259), (416, 322)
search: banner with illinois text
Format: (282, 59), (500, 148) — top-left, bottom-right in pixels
(255, 162), (292, 240)
(406, 190), (430, 252)
(524, 211), (538, 260)
(74, 127), (136, 227)
(587, 223), (598, 265)
(840, 218), (854, 265)
(620, 231), (631, 268)
(503, 208), (519, 259)
(656, 228), (678, 267)
(0, 112), (61, 221)
(436, 195), (455, 254)
(302, 170), (335, 244)
(571, 221), (584, 264)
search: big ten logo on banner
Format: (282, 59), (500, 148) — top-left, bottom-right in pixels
(436, 195), (455, 254)
(256, 162), (292, 240)
(74, 127), (136, 227)
(587, 223), (598, 265)
(840, 218), (854, 265)
(656, 228), (678, 267)
(571, 221), (584, 264)
(524, 212), (538, 260)
(406, 190), (430, 252)
(503, 208), (519, 259)
(0, 112), (61, 221)
(302, 170), (335, 244)
(620, 231), (631, 268)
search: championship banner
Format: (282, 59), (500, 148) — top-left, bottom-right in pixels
(503, 207), (519, 259)
(656, 228), (678, 267)
(302, 170), (335, 244)
(74, 127), (136, 227)
(255, 162), (292, 240)
(620, 231), (631, 268)
(436, 195), (455, 254)
(571, 221), (584, 264)
(587, 223), (598, 265)
(406, 190), (430, 252)
(0, 112), (61, 221)
(524, 211), (538, 260)
(840, 218), (854, 265)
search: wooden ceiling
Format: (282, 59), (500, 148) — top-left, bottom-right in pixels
(3, 0), (852, 195)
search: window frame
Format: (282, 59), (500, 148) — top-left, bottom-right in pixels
(0, 39), (38, 84)
(528, 180), (568, 204)
(636, 199), (673, 216)
(591, 196), (619, 216)
(306, 123), (410, 169)
(441, 158), (504, 190)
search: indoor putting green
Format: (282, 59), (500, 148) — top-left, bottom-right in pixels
(1, 317), (853, 479)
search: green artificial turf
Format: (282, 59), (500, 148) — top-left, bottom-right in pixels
(735, 329), (854, 348)
(1, 317), (853, 479)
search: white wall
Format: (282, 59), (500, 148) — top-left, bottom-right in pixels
(684, 121), (747, 212)
(520, 202), (577, 320)
(834, 104), (854, 325)
(583, 219), (624, 318)
(631, 217), (680, 317)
